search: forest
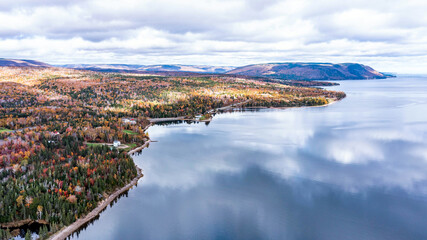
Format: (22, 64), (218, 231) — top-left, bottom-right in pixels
(0, 67), (345, 239)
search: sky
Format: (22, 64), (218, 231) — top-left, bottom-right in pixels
(0, 0), (426, 73)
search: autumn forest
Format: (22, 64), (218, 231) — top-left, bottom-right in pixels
(0, 67), (345, 239)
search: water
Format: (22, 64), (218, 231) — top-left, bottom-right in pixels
(70, 76), (427, 240)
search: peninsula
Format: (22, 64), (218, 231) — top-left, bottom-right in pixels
(0, 60), (348, 239)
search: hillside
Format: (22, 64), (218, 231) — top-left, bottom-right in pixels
(227, 62), (390, 80)
(0, 58), (51, 67)
(0, 65), (347, 238)
(61, 64), (235, 74)
(0, 59), (390, 81)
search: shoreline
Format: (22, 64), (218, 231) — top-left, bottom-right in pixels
(47, 98), (342, 240)
(127, 140), (151, 155)
(245, 99), (338, 110)
(147, 100), (253, 124)
(48, 141), (151, 240)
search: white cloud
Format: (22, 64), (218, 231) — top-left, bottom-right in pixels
(0, 0), (426, 73)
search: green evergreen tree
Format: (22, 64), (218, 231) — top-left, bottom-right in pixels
(25, 230), (32, 240)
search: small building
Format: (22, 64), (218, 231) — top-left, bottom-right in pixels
(51, 131), (60, 136)
(123, 118), (137, 125)
(113, 140), (121, 148)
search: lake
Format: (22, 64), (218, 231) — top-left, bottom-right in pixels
(70, 76), (427, 240)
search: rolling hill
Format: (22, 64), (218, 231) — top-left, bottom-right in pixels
(0, 58), (392, 81)
(0, 58), (51, 67)
(61, 64), (235, 74)
(227, 62), (390, 80)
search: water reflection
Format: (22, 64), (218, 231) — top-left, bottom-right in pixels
(71, 77), (427, 240)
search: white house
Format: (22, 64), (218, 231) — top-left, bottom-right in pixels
(123, 118), (137, 125)
(113, 140), (121, 147)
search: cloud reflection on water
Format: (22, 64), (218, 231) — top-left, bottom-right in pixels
(143, 102), (427, 195)
(72, 77), (427, 240)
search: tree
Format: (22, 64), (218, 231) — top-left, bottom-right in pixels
(25, 230), (32, 240)
(37, 205), (43, 219)
(16, 195), (24, 207)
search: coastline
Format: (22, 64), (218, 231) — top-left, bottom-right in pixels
(48, 141), (151, 240)
(147, 99), (253, 124)
(127, 140), (151, 155)
(214, 98), (339, 111)
(46, 98), (342, 240)
(45, 101), (259, 239)
(267, 99), (338, 110)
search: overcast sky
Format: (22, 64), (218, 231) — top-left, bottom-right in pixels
(1, 0), (426, 73)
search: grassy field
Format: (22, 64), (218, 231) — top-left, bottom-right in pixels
(86, 142), (138, 151)
(123, 130), (138, 135)
(124, 143), (137, 151)
(0, 127), (11, 133)
(86, 142), (106, 147)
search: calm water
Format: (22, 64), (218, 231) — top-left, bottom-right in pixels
(71, 76), (427, 240)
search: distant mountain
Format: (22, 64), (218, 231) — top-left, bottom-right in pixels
(227, 63), (391, 80)
(1, 59), (391, 81)
(61, 64), (235, 74)
(0, 58), (51, 67)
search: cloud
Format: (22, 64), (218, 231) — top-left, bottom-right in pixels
(0, 0), (426, 73)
